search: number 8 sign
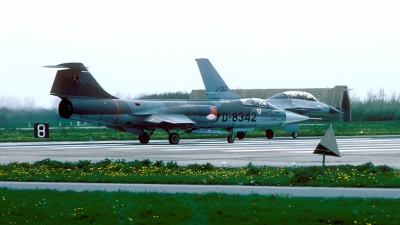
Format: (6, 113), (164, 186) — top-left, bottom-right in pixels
(34, 123), (49, 138)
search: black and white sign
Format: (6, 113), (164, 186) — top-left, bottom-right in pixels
(34, 123), (49, 138)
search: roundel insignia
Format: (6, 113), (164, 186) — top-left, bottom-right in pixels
(71, 74), (79, 83)
(206, 106), (218, 120)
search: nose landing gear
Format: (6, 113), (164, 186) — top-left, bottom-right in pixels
(227, 133), (235, 143)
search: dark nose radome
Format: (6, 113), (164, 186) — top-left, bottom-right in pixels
(329, 106), (340, 114)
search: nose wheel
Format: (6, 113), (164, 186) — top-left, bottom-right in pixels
(292, 132), (298, 138)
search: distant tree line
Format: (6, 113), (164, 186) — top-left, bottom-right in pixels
(1, 90), (399, 128)
(136, 91), (190, 100)
(350, 89), (400, 121)
(0, 108), (63, 128)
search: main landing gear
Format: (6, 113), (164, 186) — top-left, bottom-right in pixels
(138, 130), (180, 145)
(237, 131), (246, 139)
(138, 131), (152, 144)
(168, 132), (180, 145)
(266, 130), (297, 139)
(266, 129), (274, 139)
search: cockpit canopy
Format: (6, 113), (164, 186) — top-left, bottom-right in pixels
(240, 98), (277, 109)
(269, 91), (318, 101)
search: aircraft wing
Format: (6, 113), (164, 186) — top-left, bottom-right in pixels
(142, 114), (196, 124)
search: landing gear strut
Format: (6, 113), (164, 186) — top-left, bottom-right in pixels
(227, 133), (235, 143)
(266, 129), (274, 139)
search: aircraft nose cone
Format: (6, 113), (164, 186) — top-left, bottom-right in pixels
(285, 111), (309, 124)
(329, 106), (340, 114)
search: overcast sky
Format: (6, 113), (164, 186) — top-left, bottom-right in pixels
(1, 1), (399, 108)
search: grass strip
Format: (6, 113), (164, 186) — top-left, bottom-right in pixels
(1, 188), (399, 225)
(1, 159), (399, 188)
(1, 121), (400, 142)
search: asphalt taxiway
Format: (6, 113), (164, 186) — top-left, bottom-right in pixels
(0, 135), (399, 168)
(1, 182), (399, 198)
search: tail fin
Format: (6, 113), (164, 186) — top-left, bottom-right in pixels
(45, 63), (116, 99)
(195, 58), (242, 99)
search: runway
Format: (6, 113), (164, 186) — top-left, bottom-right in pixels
(1, 135), (399, 168)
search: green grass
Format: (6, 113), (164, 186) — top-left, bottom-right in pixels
(1, 160), (399, 224)
(1, 159), (399, 188)
(1, 188), (399, 225)
(1, 121), (400, 142)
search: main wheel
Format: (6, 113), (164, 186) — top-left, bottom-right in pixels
(266, 129), (274, 139)
(138, 132), (150, 144)
(227, 134), (235, 143)
(237, 131), (246, 139)
(292, 132), (298, 138)
(168, 132), (180, 145)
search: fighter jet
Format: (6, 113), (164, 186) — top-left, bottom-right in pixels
(46, 63), (309, 144)
(195, 58), (340, 138)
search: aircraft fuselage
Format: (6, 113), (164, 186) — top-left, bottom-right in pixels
(60, 97), (288, 135)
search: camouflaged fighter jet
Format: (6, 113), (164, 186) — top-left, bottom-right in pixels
(195, 58), (340, 139)
(46, 63), (309, 144)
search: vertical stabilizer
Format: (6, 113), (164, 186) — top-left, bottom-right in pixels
(195, 58), (242, 99)
(45, 63), (116, 99)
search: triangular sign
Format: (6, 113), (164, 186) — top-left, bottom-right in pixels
(313, 125), (340, 157)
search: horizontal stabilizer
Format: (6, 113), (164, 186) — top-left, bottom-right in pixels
(44, 65), (70, 69)
(44, 63), (88, 71)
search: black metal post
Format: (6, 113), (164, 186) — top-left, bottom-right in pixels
(322, 152), (326, 176)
